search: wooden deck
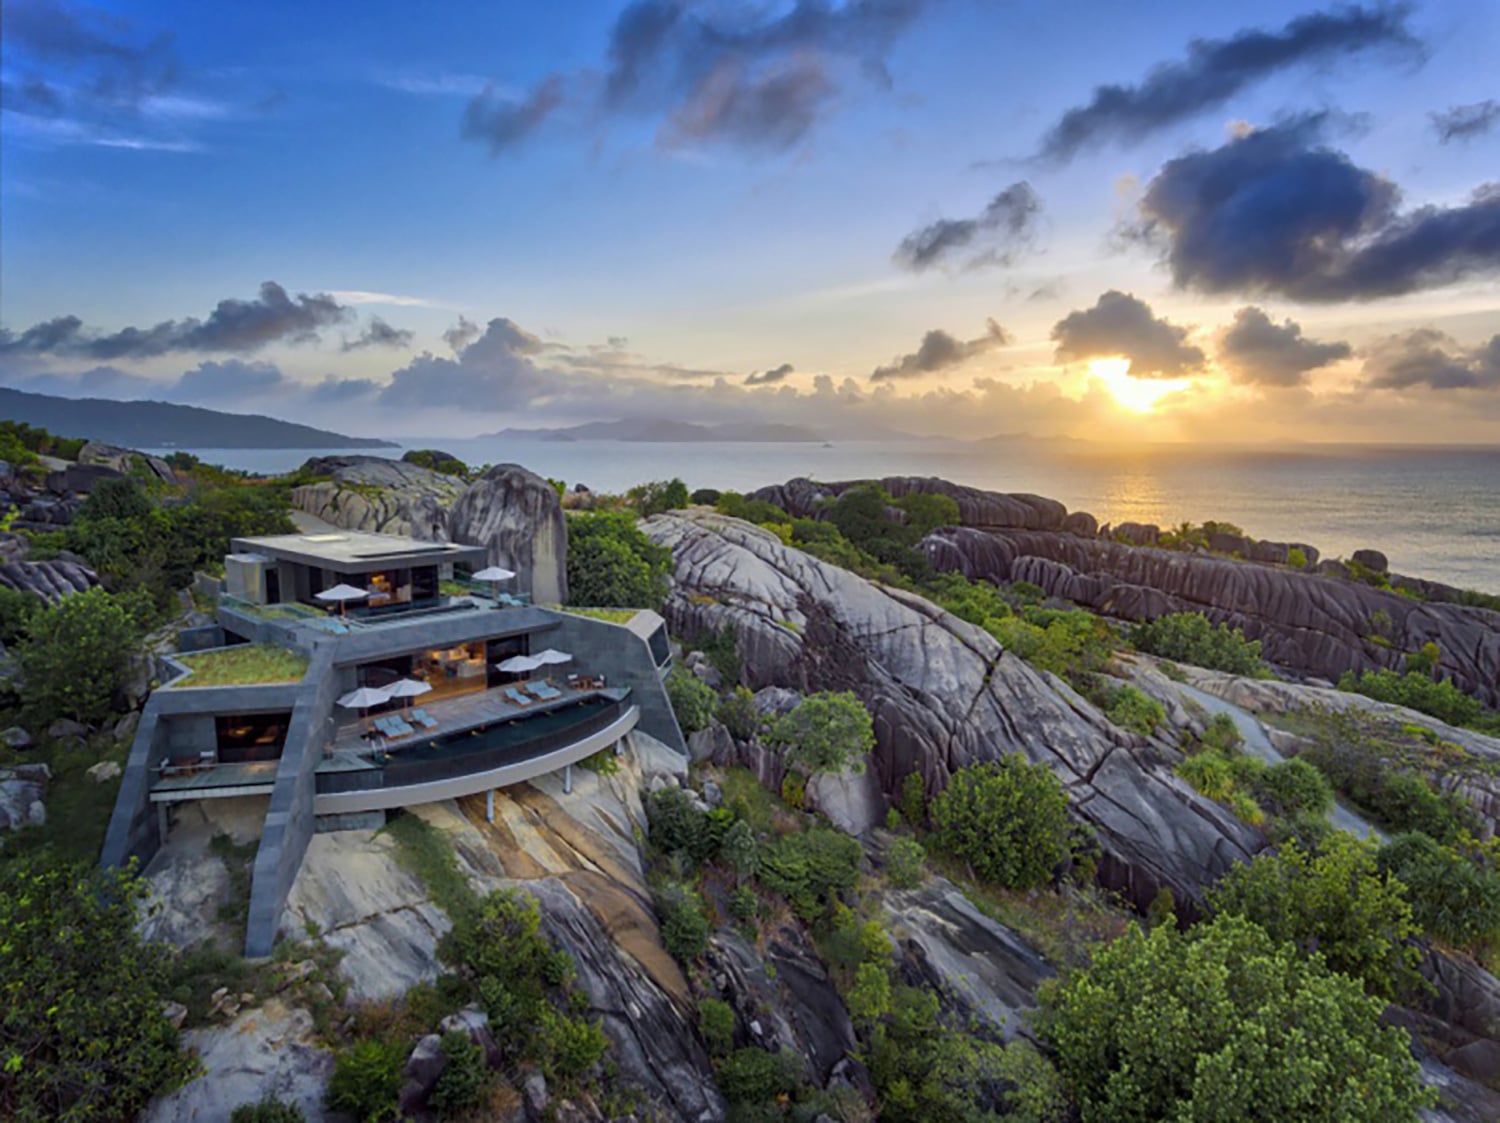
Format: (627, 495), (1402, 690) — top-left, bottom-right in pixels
(325, 681), (599, 762)
(150, 760), (279, 801)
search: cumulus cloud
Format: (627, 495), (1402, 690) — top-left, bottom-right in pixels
(894, 181), (1042, 271)
(173, 359), (285, 401)
(1218, 307), (1351, 387)
(442, 317), (481, 354)
(1362, 329), (1500, 391)
(379, 317), (553, 409)
(744, 362), (794, 386)
(307, 376), (380, 403)
(1051, 290), (1204, 377)
(461, 0), (926, 156)
(1036, 5), (1417, 162)
(460, 76), (566, 154)
(0, 282), (352, 359)
(1134, 117), (1500, 301)
(870, 320), (1009, 382)
(1431, 100), (1500, 144)
(341, 317), (414, 351)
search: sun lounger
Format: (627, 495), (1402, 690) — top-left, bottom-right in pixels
(533, 683), (561, 701)
(504, 687), (532, 706)
(387, 715), (417, 737)
(410, 707), (438, 729)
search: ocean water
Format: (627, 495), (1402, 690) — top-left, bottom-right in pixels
(148, 440), (1500, 594)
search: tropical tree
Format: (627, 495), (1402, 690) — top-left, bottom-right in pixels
(930, 756), (1072, 889)
(766, 691), (875, 776)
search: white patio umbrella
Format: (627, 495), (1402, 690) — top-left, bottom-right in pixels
(471, 565), (517, 601)
(337, 685), (392, 739)
(532, 648), (573, 666)
(316, 583), (370, 617)
(496, 654), (543, 674)
(385, 677), (433, 710)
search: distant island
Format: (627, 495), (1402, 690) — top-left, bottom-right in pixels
(0, 388), (397, 450)
(482, 418), (829, 443)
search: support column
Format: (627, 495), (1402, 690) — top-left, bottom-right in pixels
(564, 763), (573, 794)
(486, 789), (495, 823)
(156, 802), (169, 843)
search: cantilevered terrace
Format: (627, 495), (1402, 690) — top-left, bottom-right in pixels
(102, 529), (684, 956)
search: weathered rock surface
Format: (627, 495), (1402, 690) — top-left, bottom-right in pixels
(0, 557), (97, 602)
(77, 441), (176, 483)
(881, 879), (1055, 1040)
(447, 463), (569, 605)
(805, 756), (885, 836)
(143, 999), (334, 1123)
(0, 762), (49, 834)
(289, 456), (568, 604)
(644, 511), (1263, 911)
(923, 524), (1500, 709)
(752, 475), (1071, 531)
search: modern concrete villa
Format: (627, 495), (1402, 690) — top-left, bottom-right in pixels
(101, 529), (683, 956)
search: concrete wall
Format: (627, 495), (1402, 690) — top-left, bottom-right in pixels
(100, 680), (304, 872)
(542, 611), (686, 754)
(244, 640), (340, 957)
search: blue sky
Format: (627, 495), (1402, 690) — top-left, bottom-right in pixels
(2, 0), (1498, 442)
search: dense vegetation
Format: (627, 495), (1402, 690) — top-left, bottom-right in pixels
(1339, 668), (1500, 735)
(564, 509), (672, 612)
(1131, 611), (1266, 675)
(930, 757), (1074, 889)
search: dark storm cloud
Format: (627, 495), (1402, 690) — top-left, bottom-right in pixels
(870, 320), (1009, 382)
(1218, 306), (1351, 387)
(1363, 329), (1500, 390)
(172, 360), (284, 401)
(894, 181), (1042, 271)
(461, 0), (926, 156)
(1134, 117), (1500, 301)
(342, 317), (415, 351)
(745, 362), (795, 386)
(1036, 5), (1418, 162)
(1431, 100), (1500, 143)
(0, 282), (353, 359)
(2, 0), (181, 113)
(443, 317), (481, 354)
(379, 317), (552, 409)
(1051, 290), (1204, 377)
(460, 76), (566, 154)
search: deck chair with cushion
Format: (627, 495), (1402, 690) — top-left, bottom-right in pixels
(505, 687), (532, 707)
(533, 682), (561, 701)
(410, 707), (439, 729)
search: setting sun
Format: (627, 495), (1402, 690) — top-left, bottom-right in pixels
(1089, 358), (1192, 413)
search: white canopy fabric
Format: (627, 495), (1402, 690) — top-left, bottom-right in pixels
(316, 583), (370, 602)
(496, 654), (543, 673)
(385, 678), (433, 699)
(532, 649), (573, 665)
(472, 566), (516, 582)
(337, 686), (391, 709)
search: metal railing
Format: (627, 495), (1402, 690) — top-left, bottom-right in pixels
(315, 694), (627, 795)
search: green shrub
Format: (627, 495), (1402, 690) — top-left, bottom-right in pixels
(931, 757), (1072, 889)
(541, 1008), (609, 1078)
(1039, 914), (1431, 1122)
(1207, 833), (1421, 999)
(0, 584), (39, 646)
(727, 885), (758, 922)
(992, 607), (1113, 682)
(626, 478), (690, 517)
(325, 1038), (405, 1122)
(656, 881), (710, 961)
(758, 828), (862, 919)
(1100, 683), (1165, 735)
(1131, 611), (1264, 675)
(565, 511), (671, 612)
(716, 1048), (802, 1104)
(766, 690), (875, 776)
(715, 492), (792, 525)
(429, 1031), (486, 1116)
(884, 837), (927, 889)
(720, 819), (759, 883)
(899, 770), (927, 827)
(644, 787), (722, 864)
(1255, 758), (1333, 817)
(1338, 669), (1487, 731)
(1288, 547), (1308, 568)
(699, 998), (736, 1057)
(1378, 832), (1500, 950)
(1299, 745), (1476, 843)
(1200, 711), (1243, 752)
(690, 488), (721, 505)
(717, 685), (761, 740)
(230, 1097), (307, 1123)
(15, 586), (144, 728)
(666, 667), (718, 733)
(0, 856), (196, 1122)
(697, 623), (742, 686)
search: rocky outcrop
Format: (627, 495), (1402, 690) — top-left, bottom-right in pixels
(144, 999), (334, 1123)
(751, 476), (1071, 531)
(923, 525), (1500, 709)
(291, 455), (463, 539)
(447, 464), (569, 605)
(289, 456), (568, 604)
(77, 441), (176, 483)
(643, 511), (1264, 911)
(0, 557), (96, 603)
(0, 762), (48, 834)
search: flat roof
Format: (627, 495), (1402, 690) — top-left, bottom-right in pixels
(230, 530), (487, 571)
